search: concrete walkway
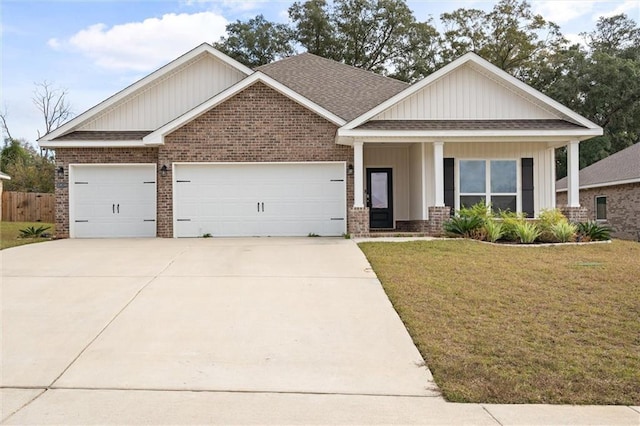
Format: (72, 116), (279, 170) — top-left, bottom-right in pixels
(1, 238), (638, 425)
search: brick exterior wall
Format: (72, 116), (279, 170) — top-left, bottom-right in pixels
(158, 82), (351, 237)
(558, 183), (640, 240)
(53, 148), (159, 238)
(347, 207), (369, 237)
(427, 206), (451, 236)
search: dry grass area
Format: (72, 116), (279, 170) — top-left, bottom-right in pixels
(359, 239), (640, 405)
(0, 221), (55, 250)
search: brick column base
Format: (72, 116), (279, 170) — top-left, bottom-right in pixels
(428, 206), (451, 236)
(559, 206), (588, 223)
(348, 207), (370, 237)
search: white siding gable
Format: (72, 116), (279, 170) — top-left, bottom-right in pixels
(79, 55), (246, 131)
(374, 63), (559, 121)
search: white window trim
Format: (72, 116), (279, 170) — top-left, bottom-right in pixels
(455, 159), (521, 212)
(595, 195), (607, 221)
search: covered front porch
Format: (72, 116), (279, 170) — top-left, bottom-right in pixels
(346, 139), (585, 237)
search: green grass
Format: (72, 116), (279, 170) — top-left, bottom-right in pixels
(359, 239), (640, 405)
(1, 221), (55, 250)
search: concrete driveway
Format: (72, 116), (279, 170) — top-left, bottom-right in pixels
(3, 238), (639, 425)
(1, 238), (444, 422)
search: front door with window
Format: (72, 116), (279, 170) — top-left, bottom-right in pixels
(367, 168), (393, 228)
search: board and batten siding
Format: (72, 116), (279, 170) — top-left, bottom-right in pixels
(374, 64), (559, 121)
(409, 143), (424, 220)
(364, 145), (411, 221)
(79, 55), (247, 131)
(443, 142), (556, 215)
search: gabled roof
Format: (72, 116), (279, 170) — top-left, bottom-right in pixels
(40, 43), (253, 143)
(143, 71), (346, 145)
(257, 53), (408, 121)
(339, 52), (602, 139)
(556, 142), (640, 191)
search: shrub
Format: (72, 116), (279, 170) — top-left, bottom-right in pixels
(537, 209), (569, 243)
(513, 221), (541, 244)
(19, 225), (51, 238)
(459, 201), (491, 221)
(577, 221), (613, 241)
(483, 218), (504, 243)
(551, 221), (577, 243)
(444, 215), (484, 238)
(499, 211), (528, 241)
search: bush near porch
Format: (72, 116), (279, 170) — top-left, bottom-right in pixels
(443, 204), (612, 244)
(359, 239), (640, 405)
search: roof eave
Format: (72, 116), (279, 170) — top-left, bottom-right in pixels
(337, 128), (602, 139)
(341, 53), (603, 132)
(556, 177), (640, 192)
(39, 140), (146, 148)
(39, 43), (254, 142)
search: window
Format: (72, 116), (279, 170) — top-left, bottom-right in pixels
(459, 159), (518, 212)
(595, 196), (607, 221)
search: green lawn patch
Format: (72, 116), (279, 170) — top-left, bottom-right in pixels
(359, 239), (640, 405)
(1, 221), (55, 250)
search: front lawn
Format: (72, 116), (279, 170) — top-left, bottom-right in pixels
(359, 239), (640, 405)
(0, 221), (55, 250)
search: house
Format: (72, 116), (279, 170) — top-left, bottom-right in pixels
(39, 43), (602, 238)
(557, 143), (640, 240)
(0, 171), (10, 221)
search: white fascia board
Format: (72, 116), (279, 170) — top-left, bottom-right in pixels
(144, 72), (346, 145)
(40, 43), (254, 142)
(39, 140), (146, 148)
(0, 173), (11, 180)
(337, 127), (603, 139)
(557, 177), (640, 192)
(342, 52), (603, 132)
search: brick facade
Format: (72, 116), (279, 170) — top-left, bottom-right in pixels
(427, 206), (451, 236)
(347, 207), (369, 237)
(558, 182), (640, 240)
(54, 82), (353, 239)
(158, 82), (352, 237)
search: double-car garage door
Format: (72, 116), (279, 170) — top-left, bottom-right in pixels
(70, 163), (346, 238)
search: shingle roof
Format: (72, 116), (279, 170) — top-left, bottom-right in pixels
(54, 131), (152, 141)
(556, 142), (640, 190)
(257, 53), (408, 122)
(356, 119), (586, 131)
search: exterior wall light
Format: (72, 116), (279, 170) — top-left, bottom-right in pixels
(57, 166), (64, 177)
(160, 165), (168, 177)
(347, 164), (354, 175)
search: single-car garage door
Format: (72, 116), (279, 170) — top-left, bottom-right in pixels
(174, 162), (346, 237)
(70, 164), (156, 238)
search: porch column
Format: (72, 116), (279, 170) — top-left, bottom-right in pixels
(567, 140), (580, 207)
(353, 141), (364, 208)
(433, 141), (444, 207)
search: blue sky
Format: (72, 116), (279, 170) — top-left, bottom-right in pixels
(1, 0), (639, 144)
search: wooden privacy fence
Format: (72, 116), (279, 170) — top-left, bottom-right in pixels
(2, 192), (55, 223)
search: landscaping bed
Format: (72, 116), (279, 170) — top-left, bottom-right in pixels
(359, 239), (640, 405)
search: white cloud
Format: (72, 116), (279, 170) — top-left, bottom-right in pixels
(595, 0), (640, 19)
(532, 0), (595, 24)
(48, 12), (228, 72)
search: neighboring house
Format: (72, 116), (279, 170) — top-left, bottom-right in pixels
(39, 43), (602, 238)
(0, 171), (10, 221)
(557, 143), (640, 240)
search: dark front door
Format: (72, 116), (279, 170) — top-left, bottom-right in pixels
(367, 168), (393, 229)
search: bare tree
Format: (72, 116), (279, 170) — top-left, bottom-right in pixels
(32, 80), (72, 138)
(0, 106), (14, 142)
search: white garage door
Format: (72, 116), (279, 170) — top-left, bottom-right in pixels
(70, 165), (156, 238)
(174, 162), (346, 237)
